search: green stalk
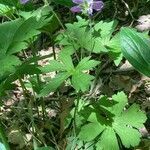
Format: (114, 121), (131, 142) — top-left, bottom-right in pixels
(73, 93), (80, 136)
(28, 96), (36, 134)
(89, 16), (94, 56)
(18, 76), (28, 98)
(18, 77), (37, 142)
(51, 10), (80, 62)
(41, 97), (46, 120)
(30, 40), (46, 121)
(43, 0), (49, 6)
(121, 0), (135, 21)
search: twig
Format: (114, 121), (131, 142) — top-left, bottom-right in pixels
(121, 0), (135, 21)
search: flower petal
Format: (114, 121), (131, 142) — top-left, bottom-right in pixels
(72, 0), (83, 4)
(20, 0), (29, 4)
(87, 7), (93, 15)
(87, 0), (93, 4)
(70, 6), (82, 13)
(92, 1), (104, 11)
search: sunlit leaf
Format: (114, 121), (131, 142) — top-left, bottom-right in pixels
(120, 27), (150, 77)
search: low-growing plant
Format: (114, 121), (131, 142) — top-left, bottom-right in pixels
(0, 0), (149, 150)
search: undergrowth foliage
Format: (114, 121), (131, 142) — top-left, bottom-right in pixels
(0, 0), (149, 150)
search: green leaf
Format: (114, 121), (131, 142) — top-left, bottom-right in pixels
(93, 21), (120, 54)
(79, 123), (104, 142)
(78, 91), (147, 149)
(7, 17), (42, 55)
(109, 52), (123, 66)
(113, 122), (141, 148)
(70, 57), (99, 92)
(0, 0), (18, 7)
(0, 14), (50, 79)
(78, 112), (105, 142)
(0, 55), (21, 79)
(111, 91), (128, 116)
(120, 104), (147, 128)
(16, 64), (41, 75)
(0, 19), (23, 56)
(0, 4), (14, 17)
(59, 46), (75, 56)
(0, 142), (6, 150)
(107, 33), (123, 66)
(58, 20), (94, 52)
(120, 27), (150, 77)
(0, 16), (49, 56)
(57, 19), (120, 55)
(40, 54), (97, 93)
(59, 52), (74, 72)
(72, 72), (94, 92)
(76, 57), (100, 71)
(107, 33), (121, 53)
(19, 6), (59, 34)
(76, 27), (93, 51)
(92, 37), (108, 53)
(39, 72), (70, 97)
(96, 128), (119, 150)
(94, 20), (118, 38)
(40, 60), (65, 73)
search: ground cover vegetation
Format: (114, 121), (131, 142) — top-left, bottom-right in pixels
(0, 0), (150, 150)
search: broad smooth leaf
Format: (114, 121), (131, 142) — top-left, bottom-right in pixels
(120, 27), (150, 77)
(0, 15), (50, 56)
(0, 14), (50, 80)
(0, 55), (21, 79)
(0, 19), (23, 56)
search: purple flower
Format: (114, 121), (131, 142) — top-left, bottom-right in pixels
(20, 0), (30, 4)
(71, 0), (104, 15)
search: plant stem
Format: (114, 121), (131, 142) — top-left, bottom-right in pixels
(18, 76), (28, 98)
(30, 40), (46, 121)
(49, 129), (60, 150)
(52, 45), (56, 60)
(51, 10), (80, 62)
(73, 93), (80, 136)
(28, 97), (36, 134)
(18, 76), (39, 143)
(51, 10), (66, 30)
(43, 0), (49, 6)
(89, 16), (93, 56)
(41, 97), (47, 120)
(121, 0), (135, 21)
